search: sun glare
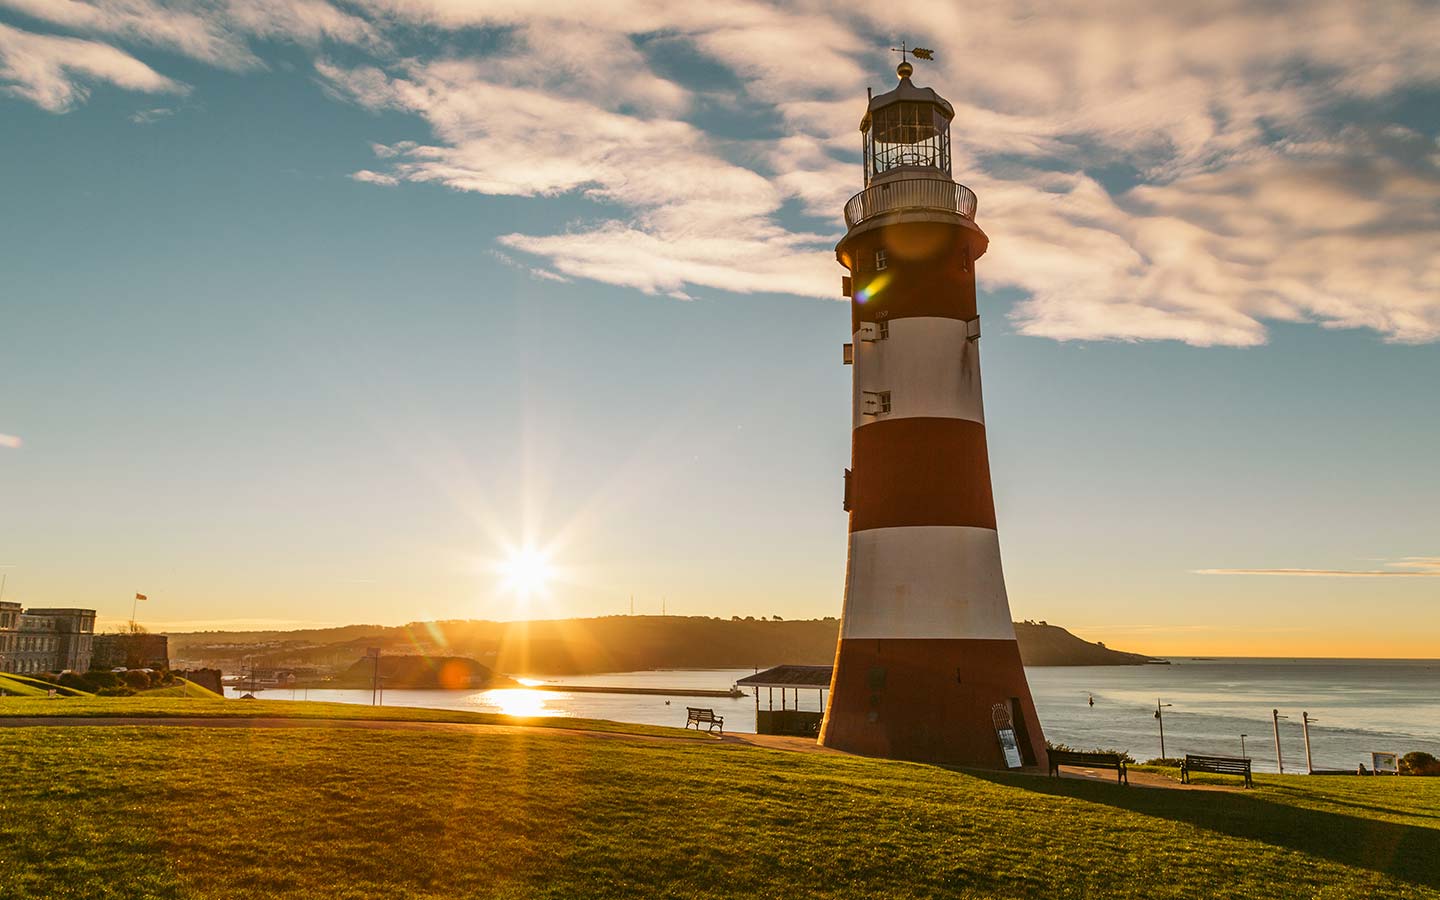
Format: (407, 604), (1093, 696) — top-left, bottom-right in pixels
(499, 546), (554, 597)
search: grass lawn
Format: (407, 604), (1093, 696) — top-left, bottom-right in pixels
(1, 724), (1437, 899)
(0, 695), (700, 739)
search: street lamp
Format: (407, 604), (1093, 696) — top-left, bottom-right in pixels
(1273, 709), (1290, 774)
(1154, 699), (1174, 759)
(1302, 711), (1319, 774)
(1240, 733), (1248, 759)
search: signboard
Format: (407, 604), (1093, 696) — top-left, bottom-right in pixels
(996, 727), (1023, 769)
(1372, 752), (1399, 775)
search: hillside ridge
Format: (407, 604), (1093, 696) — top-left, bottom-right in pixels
(170, 617), (1159, 673)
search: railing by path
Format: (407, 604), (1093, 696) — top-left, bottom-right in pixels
(843, 178), (978, 229)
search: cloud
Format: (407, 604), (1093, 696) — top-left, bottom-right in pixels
(1196, 558), (1440, 577)
(317, 55), (836, 298)
(6, 0), (1440, 345)
(0, 0), (384, 70)
(350, 168), (398, 186)
(129, 105), (174, 124)
(0, 433), (21, 448)
(0, 22), (185, 112)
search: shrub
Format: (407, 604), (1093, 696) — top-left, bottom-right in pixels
(96, 686), (136, 697)
(1400, 751), (1440, 776)
(58, 672), (90, 691)
(123, 670), (152, 690)
(1144, 758), (1183, 767)
(1046, 741), (1136, 764)
(82, 671), (122, 690)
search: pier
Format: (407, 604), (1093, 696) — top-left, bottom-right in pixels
(525, 684), (744, 698)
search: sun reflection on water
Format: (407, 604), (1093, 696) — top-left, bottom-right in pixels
(483, 688), (557, 718)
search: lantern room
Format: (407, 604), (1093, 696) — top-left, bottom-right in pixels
(860, 61), (955, 186)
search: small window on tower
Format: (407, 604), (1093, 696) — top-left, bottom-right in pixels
(862, 390), (892, 416)
(874, 248), (888, 271)
(878, 320), (889, 340)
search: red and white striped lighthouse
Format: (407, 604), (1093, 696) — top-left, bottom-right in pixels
(818, 57), (1046, 769)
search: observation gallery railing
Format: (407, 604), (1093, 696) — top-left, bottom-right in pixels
(843, 178), (978, 229)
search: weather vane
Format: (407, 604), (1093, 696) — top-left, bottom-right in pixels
(890, 41), (935, 66)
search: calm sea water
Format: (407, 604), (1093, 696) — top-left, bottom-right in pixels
(228, 658), (1440, 773)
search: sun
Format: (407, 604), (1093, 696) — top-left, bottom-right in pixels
(498, 546), (554, 597)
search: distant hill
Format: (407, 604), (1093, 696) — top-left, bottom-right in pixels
(170, 616), (1157, 675)
(334, 655), (515, 689)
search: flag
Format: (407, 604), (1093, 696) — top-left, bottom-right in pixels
(135, 593), (147, 601)
(911, 47), (935, 60)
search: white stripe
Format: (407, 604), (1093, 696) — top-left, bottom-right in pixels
(840, 525), (1015, 640)
(852, 317), (983, 428)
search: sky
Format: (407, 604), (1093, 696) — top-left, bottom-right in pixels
(1, 0), (1438, 657)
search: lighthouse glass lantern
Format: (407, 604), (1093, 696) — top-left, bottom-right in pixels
(861, 63), (953, 185)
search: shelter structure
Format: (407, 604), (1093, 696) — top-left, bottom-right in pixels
(819, 57), (1047, 768)
(736, 665), (831, 736)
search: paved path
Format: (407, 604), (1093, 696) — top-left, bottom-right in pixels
(1053, 763), (1242, 792)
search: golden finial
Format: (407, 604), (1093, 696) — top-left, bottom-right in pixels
(890, 41), (934, 79)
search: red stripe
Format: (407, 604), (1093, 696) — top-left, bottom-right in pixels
(820, 636), (1046, 768)
(849, 417), (997, 532)
(844, 220), (982, 331)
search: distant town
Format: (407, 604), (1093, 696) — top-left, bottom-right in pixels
(2, 606), (1156, 696)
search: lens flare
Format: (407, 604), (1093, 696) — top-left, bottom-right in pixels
(854, 272), (891, 303)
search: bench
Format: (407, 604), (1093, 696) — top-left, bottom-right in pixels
(1182, 754), (1253, 788)
(1048, 749), (1128, 785)
(686, 707), (724, 735)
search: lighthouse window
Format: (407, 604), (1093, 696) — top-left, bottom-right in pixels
(874, 248), (887, 271)
(863, 391), (892, 416)
(878, 320), (889, 340)
(866, 101), (952, 177)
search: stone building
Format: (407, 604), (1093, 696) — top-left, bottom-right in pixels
(0, 604), (97, 674)
(91, 633), (170, 670)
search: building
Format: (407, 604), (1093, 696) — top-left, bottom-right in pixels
(91, 633), (170, 670)
(0, 604), (97, 674)
(818, 56), (1047, 768)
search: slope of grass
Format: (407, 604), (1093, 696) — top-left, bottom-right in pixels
(0, 674), (52, 697)
(0, 672), (93, 697)
(137, 678), (226, 700)
(0, 695), (700, 738)
(1, 724), (1436, 899)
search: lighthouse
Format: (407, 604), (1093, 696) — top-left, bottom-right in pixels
(818, 55), (1047, 768)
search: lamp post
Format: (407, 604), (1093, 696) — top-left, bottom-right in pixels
(1302, 711), (1318, 774)
(366, 647), (381, 706)
(1240, 733), (1248, 759)
(1272, 708), (1289, 774)
(1155, 699), (1173, 759)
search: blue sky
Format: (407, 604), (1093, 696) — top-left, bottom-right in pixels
(1, 1), (1438, 656)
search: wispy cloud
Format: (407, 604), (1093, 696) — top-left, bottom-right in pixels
(349, 168), (398, 186)
(129, 105), (174, 124)
(4, 0), (1439, 345)
(1196, 558), (1440, 577)
(0, 433), (23, 449)
(0, 22), (187, 112)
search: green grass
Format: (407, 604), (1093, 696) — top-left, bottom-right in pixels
(135, 679), (226, 700)
(0, 695), (700, 739)
(1, 724), (1436, 899)
(0, 674), (54, 697)
(0, 672), (93, 697)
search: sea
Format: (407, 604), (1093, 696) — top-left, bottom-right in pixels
(226, 658), (1440, 773)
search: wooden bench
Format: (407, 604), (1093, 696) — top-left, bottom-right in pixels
(1181, 754), (1253, 788)
(1048, 749), (1128, 785)
(685, 707), (724, 735)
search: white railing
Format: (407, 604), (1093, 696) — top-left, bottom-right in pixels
(843, 178), (978, 229)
